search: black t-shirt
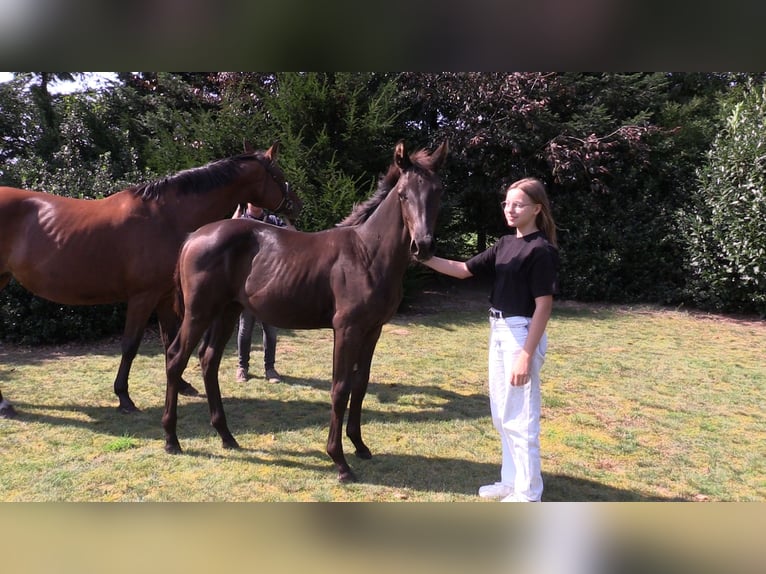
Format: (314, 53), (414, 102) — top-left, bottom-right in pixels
(466, 231), (559, 317)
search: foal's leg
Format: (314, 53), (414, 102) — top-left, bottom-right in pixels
(327, 326), (368, 482)
(198, 304), (242, 450)
(162, 310), (211, 454)
(114, 293), (159, 413)
(346, 326), (382, 461)
(156, 295), (199, 397)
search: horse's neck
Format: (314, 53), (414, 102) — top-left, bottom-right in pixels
(357, 190), (410, 263)
(167, 188), (240, 231)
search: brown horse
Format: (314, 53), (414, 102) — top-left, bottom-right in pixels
(162, 140), (448, 482)
(0, 143), (301, 418)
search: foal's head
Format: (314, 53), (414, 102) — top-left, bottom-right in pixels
(393, 140), (449, 261)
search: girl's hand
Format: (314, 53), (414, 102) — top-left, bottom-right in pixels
(510, 351), (532, 386)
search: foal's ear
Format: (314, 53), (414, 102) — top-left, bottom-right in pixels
(243, 139), (255, 154)
(431, 140), (449, 171)
(394, 140), (411, 170)
(264, 141), (280, 162)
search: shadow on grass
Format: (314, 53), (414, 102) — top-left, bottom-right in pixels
(541, 473), (685, 501)
(9, 374), (489, 438)
(159, 444), (679, 501)
(7, 381), (679, 501)
(339, 452), (678, 500)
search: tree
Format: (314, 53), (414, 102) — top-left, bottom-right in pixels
(106, 73), (405, 231)
(0, 74), (146, 343)
(397, 73), (693, 303)
(396, 72), (558, 259)
(679, 80), (766, 315)
(109, 72), (228, 174)
(0, 76), (35, 178)
(254, 72), (404, 231)
(2, 71), (760, 344)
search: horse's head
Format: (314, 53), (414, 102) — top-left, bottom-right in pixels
(242, 142), (303, 222)
(393, 140), (448, 261)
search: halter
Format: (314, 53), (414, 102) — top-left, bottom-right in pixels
(272, 181), (294, 215)
(255, 155), (294, 215)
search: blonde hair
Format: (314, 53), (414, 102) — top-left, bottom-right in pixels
(507, 177), (557, 247)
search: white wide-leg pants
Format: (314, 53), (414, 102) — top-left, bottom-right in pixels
(488, 313), (546, 502)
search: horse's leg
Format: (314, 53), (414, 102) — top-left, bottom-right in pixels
(114, 294), (159, 413)
(327, 326), (366, 482)
(197, 304), (242, 450)
(0, 274), (17, 418)
(346, 326), (382, 461)
(156, 295), (199, 397)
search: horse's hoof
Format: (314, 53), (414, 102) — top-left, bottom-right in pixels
(0, 404), (18, 419)
(355, 447), (372, 460)
(178, 381), (200, 397)
(338, 468), (357, 483)
(165, 442), (183, 455)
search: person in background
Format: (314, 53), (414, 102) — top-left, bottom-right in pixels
(420, 177), (559, 502)
(233, 203), (293, 384)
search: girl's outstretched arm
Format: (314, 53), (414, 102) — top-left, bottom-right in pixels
(421, 256), (473, 279)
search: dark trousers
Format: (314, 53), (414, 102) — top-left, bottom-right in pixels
(237, 311), (277, 371)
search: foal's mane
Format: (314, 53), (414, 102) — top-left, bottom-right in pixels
(336, 148), (434, 227)
(131, 152), (270, 201)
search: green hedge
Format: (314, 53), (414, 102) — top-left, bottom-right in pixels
(0, 279), (126, 345)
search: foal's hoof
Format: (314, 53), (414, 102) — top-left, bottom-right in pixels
(338, 468), (357, 483)
(178, 381), (200, 397)
(355, 447), (373, 460)
(165, 441), (183, 455)
(117, 403), (140, 414)
(222, 437), (241, 450)
(0, 404), (17, 419)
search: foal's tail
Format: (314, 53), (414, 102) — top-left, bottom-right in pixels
(172, 258), (185, 321)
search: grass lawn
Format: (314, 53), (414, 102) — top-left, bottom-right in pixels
(1, 280), (763, 501)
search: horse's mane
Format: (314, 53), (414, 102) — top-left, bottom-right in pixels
(336, 148), (433, 227)
(131, 152), (268, 201)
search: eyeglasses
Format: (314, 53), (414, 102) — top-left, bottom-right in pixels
(501, 201), (535, 210)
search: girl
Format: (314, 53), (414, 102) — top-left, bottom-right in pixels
(421, 177), (559, 502)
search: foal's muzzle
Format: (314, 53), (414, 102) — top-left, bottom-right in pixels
(410, 235), (436, 261)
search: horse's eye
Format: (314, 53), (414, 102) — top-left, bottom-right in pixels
(398, 191), (408, 201)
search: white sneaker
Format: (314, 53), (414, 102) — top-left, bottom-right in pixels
(501, 493), (540, 502)
(478, 482), (513, 500)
